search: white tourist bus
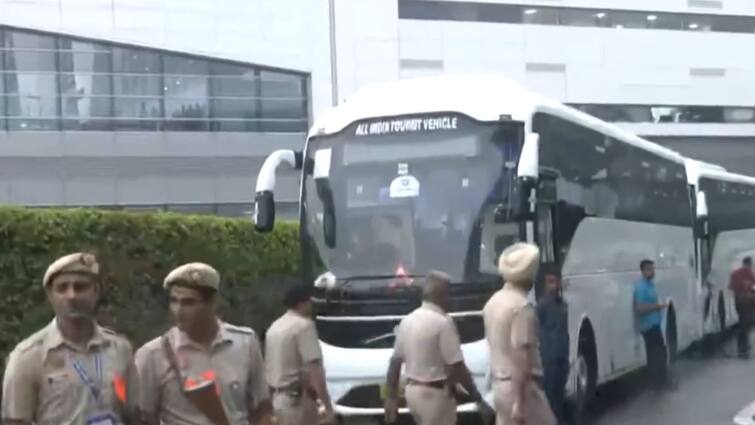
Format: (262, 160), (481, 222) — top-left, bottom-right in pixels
(686, 159), (755, 340)
(253, 74), (705, 422)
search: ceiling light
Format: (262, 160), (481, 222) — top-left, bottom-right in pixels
(524, 9), (538, 15)
(647, 15), (658, 21)
(688, 23), (699, 29)
(595, 12), (606, 19)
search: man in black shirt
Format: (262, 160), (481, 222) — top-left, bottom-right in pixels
(537, 263), (569, 424)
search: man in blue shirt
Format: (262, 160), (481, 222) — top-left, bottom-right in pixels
(633, 259), (670, 390)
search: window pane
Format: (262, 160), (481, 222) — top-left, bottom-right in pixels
(4, 72), (58, 130)
(210, 99), (257, 119)
(112, 47), (159, 74)
(164, 56), (208, 75)
(558, 9), (602, 27)
(260, 71), (306, 131)
(113, 97), (162, 130)
(685, 15), (714, 31)
(114, 75), (161, 96)
(164, 75), (208, 131)
(610, 11), (649, 29)
(59, 74), (111, 96)
(646, 13), (683, 30)
(522, 7), (559, 25)
(165, 98), (208, 131)
(5, 51), (56, 71)
(4, 30), (56, 50)
(210, 63), (258, 130)
(7, 118), (58, 130)
(210, 119), (258, 132)
(59, 41), (111, 74)
(678, 106), (724, 123)
(724, 107), (755, 123)
(713, 16), (755, 33)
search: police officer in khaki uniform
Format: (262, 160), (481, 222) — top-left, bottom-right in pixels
(384, 271), (493, 425)
(1, 252), (139, 425)
(483, 243), (555, 425)
(135, 262), (273, 425)
(265, 284), (335, 425)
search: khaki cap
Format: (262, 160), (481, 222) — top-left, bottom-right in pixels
(163, 262), (220, 291)
(43, 252), (100, 288)
(498, 242), (540, 284)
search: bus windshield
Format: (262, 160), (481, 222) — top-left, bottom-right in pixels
(301, 113), (523, 288)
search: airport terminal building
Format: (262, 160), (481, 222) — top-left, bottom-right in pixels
(0, 0), (753, 216)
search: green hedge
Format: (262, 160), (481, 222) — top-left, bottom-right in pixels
(0, 206), (300, 375)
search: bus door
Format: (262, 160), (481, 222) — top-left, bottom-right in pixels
(535, 175), (558, 299)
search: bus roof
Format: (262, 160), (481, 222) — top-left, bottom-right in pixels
(699, 168), (755, 187)
(685, 158), (728, 185)
(309, 73), (686, 163)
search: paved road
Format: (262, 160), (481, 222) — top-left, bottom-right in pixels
(590, 333), (755, 425)
(343, 333), (755, 425)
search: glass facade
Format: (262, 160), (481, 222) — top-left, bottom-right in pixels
(0, 26), (309, 132)
(570, 104), (755, 124)
(399, 0), (755, 33)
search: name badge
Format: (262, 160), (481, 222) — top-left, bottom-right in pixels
(86, 412), (117, 425)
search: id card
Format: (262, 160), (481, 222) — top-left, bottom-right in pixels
(86, 412), (117, 425)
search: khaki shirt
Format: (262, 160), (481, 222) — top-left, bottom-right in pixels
(483, 285), (543, 380)
(135, 321), (269, 425)
(1, 319), (139, 425)
(265, 311), (322, 389)
(392, 302), (464, 382)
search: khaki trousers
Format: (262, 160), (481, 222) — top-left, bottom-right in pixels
(405, 384), (457, 425)
(272, 392), (318, 425)
(492, 380), (556, 425)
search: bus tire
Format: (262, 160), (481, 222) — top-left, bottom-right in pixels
(570, 324), (597, 424)
(666, 308), (678, 363)
(718, 294), (727, 336)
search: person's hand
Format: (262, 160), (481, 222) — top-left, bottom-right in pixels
(384, 396), (399, 424)
(318, 407), (336, 425)
(477, 400), (496, 425)
(512, 401), (526, 425)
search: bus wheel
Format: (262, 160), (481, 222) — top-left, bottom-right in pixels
(666, 309), (678, 363)
(571, 327), (597, 424)
(718, 295), (726, 336)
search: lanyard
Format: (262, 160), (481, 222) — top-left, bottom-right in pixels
(71, 352), (102, 401)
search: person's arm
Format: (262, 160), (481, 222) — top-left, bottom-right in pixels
(634, 302), (667, 315)
(297, 322), (335, 423)
(440, 317), (483, 402)
(633, 285), (666, 316)
(248, 335), (273, 425)
(1, 349), (38, 425)
(133, 346), (161, 425)
(384, 323), (405, 424)
(120, 341), (141, 425)
(510, 306), (537, 424)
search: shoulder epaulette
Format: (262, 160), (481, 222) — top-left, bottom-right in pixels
(224, 323), (254, 335)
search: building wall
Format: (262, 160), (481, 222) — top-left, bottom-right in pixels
(0, 0), (333, 116)
(331, 0), (755, 174)
(0, 0), (330, 215)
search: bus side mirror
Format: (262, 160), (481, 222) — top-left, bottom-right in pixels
(316, 178), (337, 248)
(513, 132), (539, 220)
(695, 191), (708, 237)
(512, 178), (537, 220)
(253, 149), (302, 232)
(254, 191), (275, 232)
